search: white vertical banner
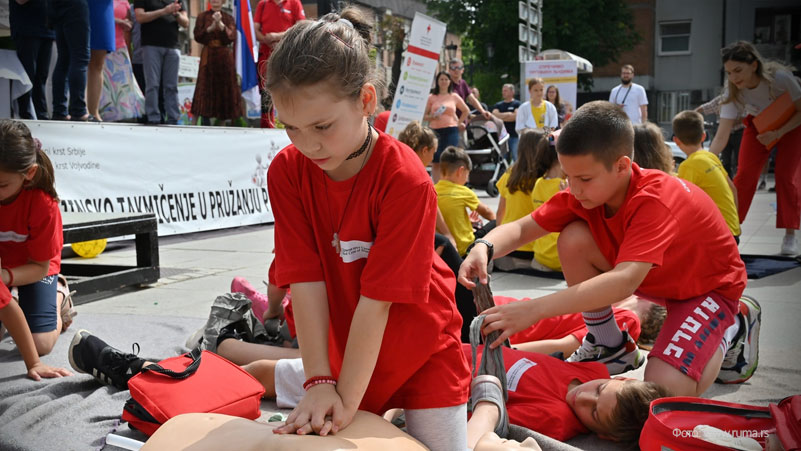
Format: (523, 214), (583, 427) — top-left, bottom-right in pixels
(522, 60), (578, 111)
(385, 12), (446, 138)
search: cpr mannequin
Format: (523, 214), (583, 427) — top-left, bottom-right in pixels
(142, 411), (542, 451)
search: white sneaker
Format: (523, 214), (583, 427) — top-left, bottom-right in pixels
(717, 296), (761, 384)
(780, 235), (799, 256)
(566, 331), (644, 375)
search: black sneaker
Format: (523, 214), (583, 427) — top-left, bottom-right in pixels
(68, 330), (145, 390)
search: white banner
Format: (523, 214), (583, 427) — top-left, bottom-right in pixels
(522, 60), (577, 112)
(385, 12), (446, 138)
(26, 120), (290, 236)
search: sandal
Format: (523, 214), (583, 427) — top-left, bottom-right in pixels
(471, 374), (509, 438)
(57, 275), (77, 332)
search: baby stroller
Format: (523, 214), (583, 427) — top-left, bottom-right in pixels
(464, 115), (510, 197)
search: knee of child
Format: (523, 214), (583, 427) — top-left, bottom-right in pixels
(32, 330), (58, 357)
(557, 221), (593, 257)
(643, 358), (698, 397)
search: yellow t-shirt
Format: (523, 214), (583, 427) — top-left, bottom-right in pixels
(496, 171), (536, 252)
(435, 179), (480, 255)
(530, 176), (563, 271)
(530, 101), (548, 129)
(677, 150), (741, 236)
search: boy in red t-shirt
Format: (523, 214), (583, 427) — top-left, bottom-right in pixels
(460, 101), (756, 397)
(464, 345), (670, 446)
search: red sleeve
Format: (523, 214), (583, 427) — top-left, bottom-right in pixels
(616, 199), (678, 268)
(360, 182), (437, 303)
(267, 151), (325, 286)
(531, 190), (580, 233)
(254, 0), (264, 25)
(27, 192), (62, 264)
(0, 281), (10, 309)
(293, 0), (305, 21)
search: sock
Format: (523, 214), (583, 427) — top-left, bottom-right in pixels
(583, 308), (623, 348)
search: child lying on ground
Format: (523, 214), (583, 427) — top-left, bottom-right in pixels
(460, 101), (757, 397)
(69, 330), (668, 449)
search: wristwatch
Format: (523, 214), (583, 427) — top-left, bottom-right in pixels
(466, 239), (494, 261)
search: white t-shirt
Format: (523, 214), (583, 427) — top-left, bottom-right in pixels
(609, 82), (648, 124)
(515, 100), (558, 134)
(719, 70), (801, 119)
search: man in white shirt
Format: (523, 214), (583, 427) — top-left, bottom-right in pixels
(609, 64), (648, 124)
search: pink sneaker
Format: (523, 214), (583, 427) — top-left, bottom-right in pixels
(231, 277), (270, 323)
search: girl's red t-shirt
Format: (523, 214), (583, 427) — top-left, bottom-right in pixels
(268, 131), (470, 413)
(0, 188), (62, 277)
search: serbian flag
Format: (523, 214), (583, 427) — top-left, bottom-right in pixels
(234, 0), (260, 115)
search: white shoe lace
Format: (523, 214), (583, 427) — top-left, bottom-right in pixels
(568, 341), (602, 362)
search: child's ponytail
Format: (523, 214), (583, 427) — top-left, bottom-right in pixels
(32, 145), (59, 201)
(0, 119), (58, 201)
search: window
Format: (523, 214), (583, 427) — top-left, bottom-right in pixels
(658, 91), (691, 123)
(659, 21), (691, 55)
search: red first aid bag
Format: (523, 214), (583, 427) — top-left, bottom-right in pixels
(640, 396), (774, 451)
(121, 349), (265, 436)
(771, 395), (801, 450)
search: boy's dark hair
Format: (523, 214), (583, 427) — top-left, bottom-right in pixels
(606, 380), (673, 448)
(637, 303), (667, 345)
(507, 129), (546, 194)
(0, 119), (58, 200)
(398, 120), (436, 154)
(439, 146), (472, 174)
(672, 110), (705, 146)
(633, 122), (674, 173)
(557, 101), (633, 169)
(432, 71), (454, 95)
(264, 7), (382, 102)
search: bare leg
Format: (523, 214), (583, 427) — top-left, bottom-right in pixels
(86, 49), (106, 120)
(216, 338), (300, 365)
(556, 221), (614, 311)
(644, 348), (724, 396)
(431, 163), (441, 183)
(241, 359), (278, 398)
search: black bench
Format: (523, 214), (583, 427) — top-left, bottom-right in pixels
(62, 212), (160, 304)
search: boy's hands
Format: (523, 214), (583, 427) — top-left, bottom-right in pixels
(27, 362), (72, 381)
(458, 243), (490, 288)
(274, 384), (345, 436)
(481, 299), (541, 348)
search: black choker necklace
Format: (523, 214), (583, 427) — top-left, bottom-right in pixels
(346, 123), (374, 160)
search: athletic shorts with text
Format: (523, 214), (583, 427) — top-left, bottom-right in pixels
(647, 291), (739, 382)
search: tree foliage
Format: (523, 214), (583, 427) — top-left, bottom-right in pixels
(541, 0), (641, 90)
(424, 0), (641, 98)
